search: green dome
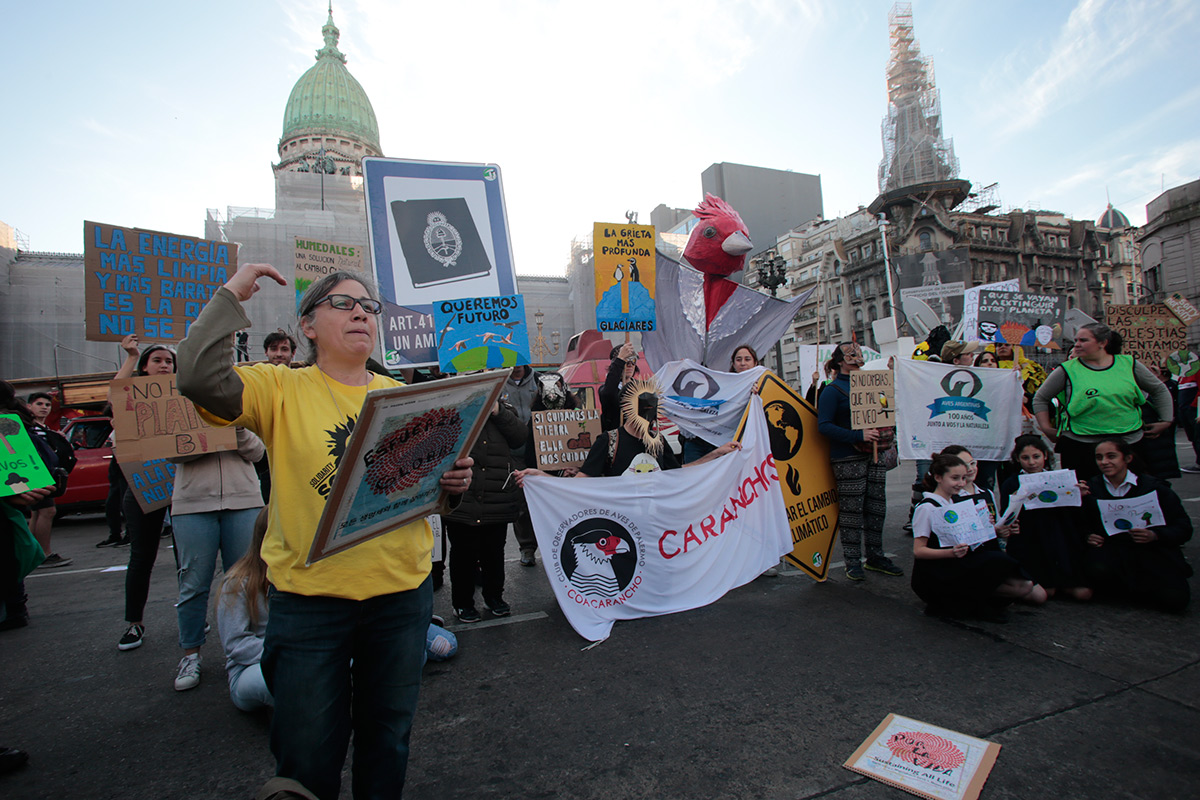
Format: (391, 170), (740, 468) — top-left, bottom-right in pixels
(280, 11), (380, 153)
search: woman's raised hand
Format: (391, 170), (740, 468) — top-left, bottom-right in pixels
(120, 334), (140, 358)
(225, 263), (287, 302)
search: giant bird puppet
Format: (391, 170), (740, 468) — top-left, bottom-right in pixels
(642, 194), (816, 371)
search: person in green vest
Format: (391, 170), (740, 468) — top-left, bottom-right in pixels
(1032, 322), (1172, 479)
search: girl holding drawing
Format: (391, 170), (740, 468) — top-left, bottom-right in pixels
(1082, 438), (1192, 612)
(999, 435), (1092, 602)
(911, 452), (1045, 622)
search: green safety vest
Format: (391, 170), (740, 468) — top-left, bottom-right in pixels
(1059, 355), (1144, 437)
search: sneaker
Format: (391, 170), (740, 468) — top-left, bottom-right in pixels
(174, 653), (201, 691)
(161, 525), (174, 539)
(115, 535), (131, 547)
(845, 564), (866, 581)
(118, 623), (145, 651)
(519, 549), (536, 567)
(760, 565), (779, 577)
(455, 607), (482, 623)
(865, 556), (904, 577)
(0, 746), (29, 775)
(431, 614), (446, 627)
(1182, 464), (1200, 474)
(36, 553), (73, 569)
(0, 612), (29, 631)
(484, 598), (511, 617)
(96, 534), (122, 548)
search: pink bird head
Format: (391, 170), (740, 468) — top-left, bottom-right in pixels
(683, 193), (753, 278)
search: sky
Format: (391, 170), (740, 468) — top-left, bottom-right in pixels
(6, 0), (1199, 276)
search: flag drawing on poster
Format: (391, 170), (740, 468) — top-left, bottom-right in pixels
(654, 359), (767, 443)
(593, 222), (657, 333)
(976, 290), (1064, 348)
(930, 499), (995, 548)
(843, 713), (1001, 800)
(432, 294), (530, 372)
(1097, 494), (1165, 536)
(522, 395), (790, 641)
(1016, 469), (1081, 510)
(897, 360), (1022, 462)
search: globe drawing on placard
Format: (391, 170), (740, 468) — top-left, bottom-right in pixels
(1038, 490), (1058, 503)
(1114, 518), (1133, 530)
(944, 510), (959, 523)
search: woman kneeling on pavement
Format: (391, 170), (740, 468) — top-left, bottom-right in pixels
(177, 265), (473, 800)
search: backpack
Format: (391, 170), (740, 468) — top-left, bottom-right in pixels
(28, 426), (70, 498)
(41, 427), (77, 474)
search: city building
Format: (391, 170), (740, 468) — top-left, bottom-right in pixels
(1138, 178), (1200, 334)
(701, 162), (823, 258)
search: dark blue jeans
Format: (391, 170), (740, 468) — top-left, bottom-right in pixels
(263, 577), (432, 800)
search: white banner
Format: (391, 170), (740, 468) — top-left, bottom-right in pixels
(896, 359), (1023, 462)
(654, 359), (767, 443)
(523, 396), (791, 641)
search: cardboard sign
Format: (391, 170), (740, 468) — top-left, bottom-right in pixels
(1107, 304), (1188, 366)
(0, 415), (55, 497)
(308, 371), (509, 564)
(432, 294), (530, 372)
(977, 290), (1064, 348)
(844, 713), (1001, 800)
(119, 458), (177, 513)
(593, 222), (657, 333)
(736, 371), (839, 582)
(530, 408), (603, 470)
(1165, 292), (1200, 325)
(110, 375), (237, 463)
(849, 369), (895, 430)
(294, 236), (365, 308)
(84, 221), (237, 342)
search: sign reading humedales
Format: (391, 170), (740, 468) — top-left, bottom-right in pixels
(1106, 304), (1187, 365)
(294, 236), (364, 308)
(593, 222), (657, 333)
(84, 221), (237, 342)
(110, 375), (237, 463)
(849, 370), (895, 430)
(531, 408), (602, 470)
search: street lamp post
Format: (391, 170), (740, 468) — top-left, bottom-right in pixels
(757, 253), (788, 377)
(530, 308), (560, 365)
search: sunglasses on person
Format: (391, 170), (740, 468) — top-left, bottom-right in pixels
(309, 294), (383, 315)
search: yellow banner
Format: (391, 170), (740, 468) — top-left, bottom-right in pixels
(735, 371), (840, 581)
(593, 222), (656, 333)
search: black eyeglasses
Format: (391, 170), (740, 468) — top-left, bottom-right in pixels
(310, 294), (383, 315)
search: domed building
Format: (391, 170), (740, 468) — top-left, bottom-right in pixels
(1098, 203), (1131, 230)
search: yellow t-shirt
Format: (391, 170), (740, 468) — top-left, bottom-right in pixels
(197, 363), (431, 600)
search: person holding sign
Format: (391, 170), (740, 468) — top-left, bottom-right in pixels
(111, 335), (177, 652)
(176, 266), (475, 800)
(912, 453), (1045, 622)
(1082, 438), (1192, 612)
(999, 435), (1092, 602)
(817, 342), (903, 582)
(1033, 323), (1173, 479)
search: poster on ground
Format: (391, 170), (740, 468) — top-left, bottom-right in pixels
(0, 414), (55, 497)
(363, 158), (518, 369)
(110, 375), (237, 463)
(530, 408), (602, 470)
(307, 371), (508, 564)
(737, 371), (840, 581)
(1107, 304), (1188, 366)
(84, 221), (237, 343)
(593, 222), (656, 334)
(119, 458), (177, 513)
(844, 713), (1001, 800)
(896, 359), (1022, 462)
(294, 236), (365, 310)
(976, 290), (1064, 348)
(432, 294), (530, 372)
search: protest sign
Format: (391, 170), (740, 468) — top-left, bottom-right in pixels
(432, 294), (530, 372)
(844, 713), (1001, 800)
(1106, 304), (1188, 366)
(655, 359), (767, 444)
(523, 395), (791, 641)
(294, 236), (364, 309)
(738, 371), (840, 581)
(963, 279), (1019, 341)
(84, 221), (236, 343)
(1017, 469), (1081, 510)
(896, 248), (970, 324)
(593, 222), (657, 334)
(1166, 349), (1200, 378)
(308, 371), (508, 564)
(530, 408), (603, 470)
(1097, 494), (1165, 536)
(976, 290), (1064, 348)
(849, 370), (895, 430)
(0, 414), (55, 497)
(929, 499), (995, 548)
(119, 458), (177, 513)
(363, 158), (517, 369)
(1165, 291), (1200, 325)
(110, 375), (237, 463)
(897, 360), (1022, 461)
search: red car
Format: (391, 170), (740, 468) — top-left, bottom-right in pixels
(58, 416), (114, 515)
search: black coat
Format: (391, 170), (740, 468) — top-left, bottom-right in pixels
(446, 402), (526, 526)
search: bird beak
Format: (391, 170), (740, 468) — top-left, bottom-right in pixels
(721, 231), (753, 256)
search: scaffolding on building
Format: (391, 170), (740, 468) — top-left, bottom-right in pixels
(877, 2), (960, 194)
